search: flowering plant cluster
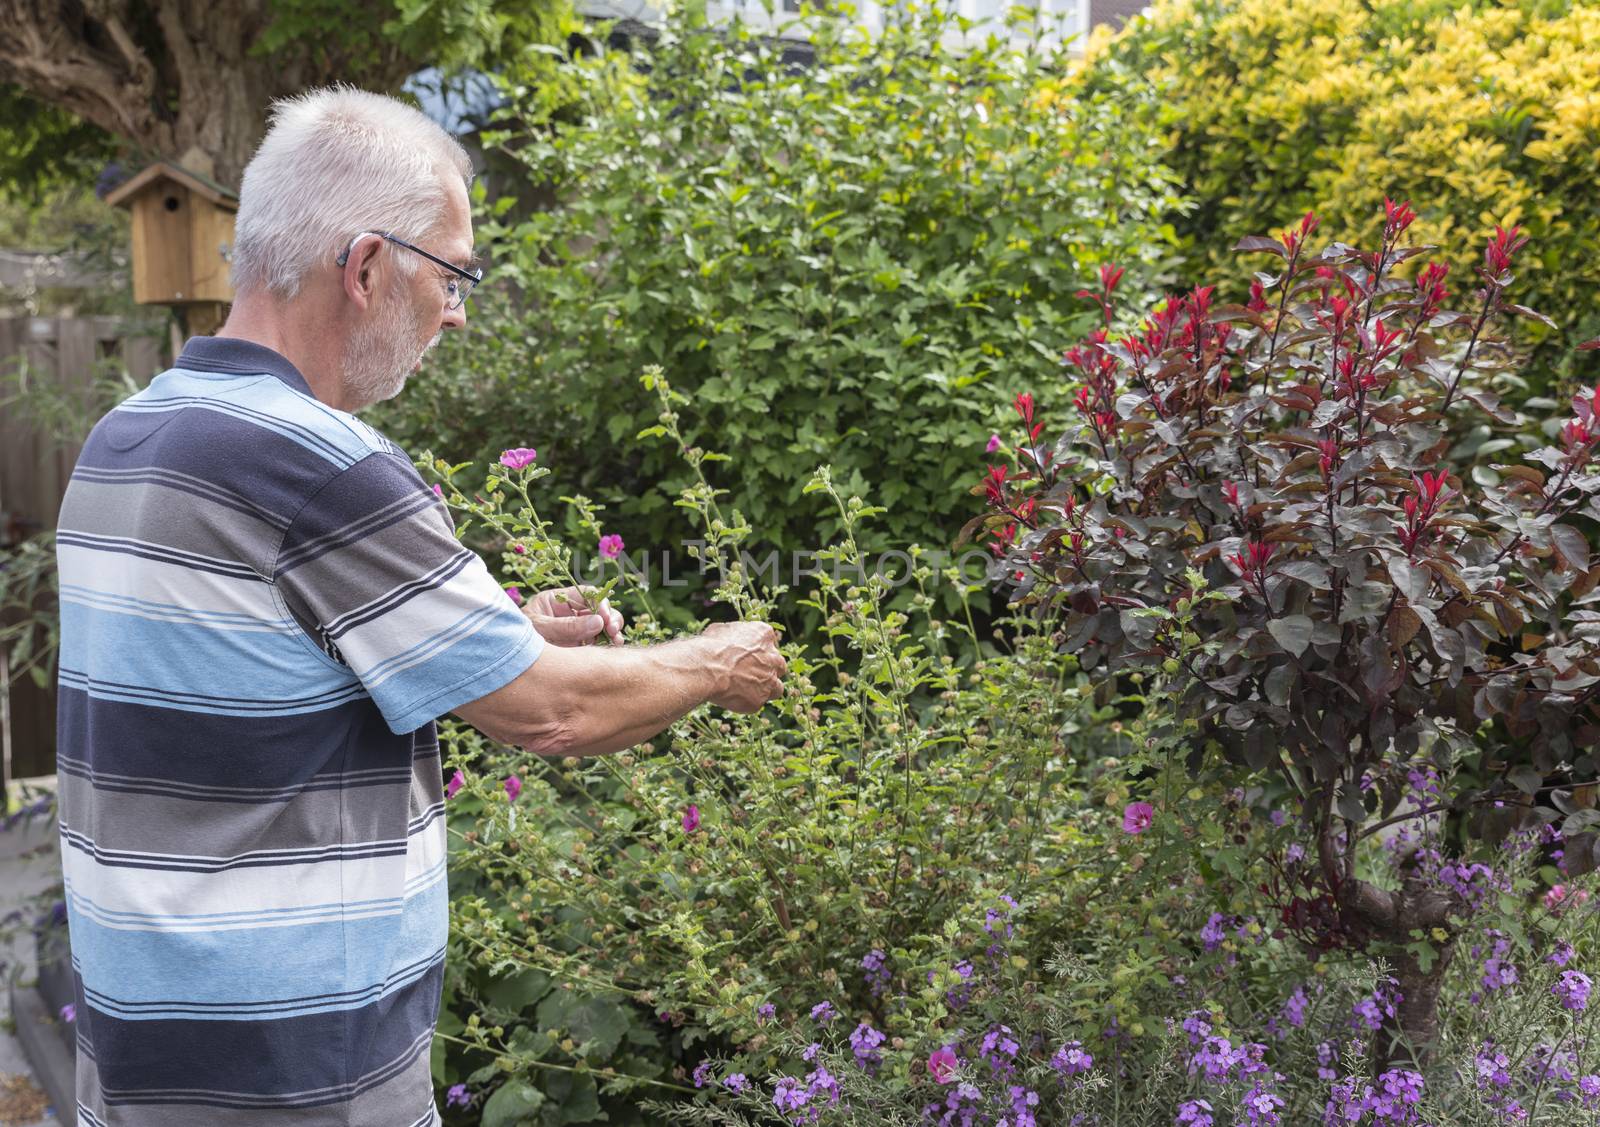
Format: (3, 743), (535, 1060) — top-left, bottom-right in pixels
(638, 829), (1600, 1125)
(977, 208), (1600, 1061)
(426, 372), (1134, 1122)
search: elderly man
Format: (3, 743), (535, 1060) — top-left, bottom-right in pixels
(54, 87), (785, 1126)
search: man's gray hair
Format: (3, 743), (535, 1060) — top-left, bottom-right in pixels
(230, 86), (473, 298)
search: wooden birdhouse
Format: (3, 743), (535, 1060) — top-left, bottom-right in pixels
(104, 156), (238, 336)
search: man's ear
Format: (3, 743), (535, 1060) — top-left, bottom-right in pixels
(341, 234), (385, 312)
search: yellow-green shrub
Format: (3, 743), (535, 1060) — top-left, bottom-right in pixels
(1075, 0), (1600, 388)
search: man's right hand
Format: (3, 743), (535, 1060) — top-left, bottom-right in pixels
(702, 621), (788, 713)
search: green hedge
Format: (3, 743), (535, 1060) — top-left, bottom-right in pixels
(373, 3), (1182, 577)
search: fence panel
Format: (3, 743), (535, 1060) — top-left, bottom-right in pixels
(1, 316), (167, 786)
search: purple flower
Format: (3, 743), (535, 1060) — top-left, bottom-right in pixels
(599, 533), (625, 560)
(1280, 986), (1309, 1031)
(724, 1072), (748, 1093)
(1200, 913), (1230, 952)
(986, 433), (1002, 454)
(1548, 941), (1575, 967)
(59, 1003), (75, 1023)
(1181, 1011), (1212, 1046)
(1188, 1036), (1241, 1082)
(1122, 801), (1155, 834)
(1268, 809), (1287, 827)
(980, 1024), (1020, 1073)
(772, 1075), (809, 1117)
(1240, 1082), (1284, 1126)
(1176, 1099), (1213, 1127)
(809, 1001), (836, 1024)
(445, 769), (465, 799)
(499, 447), (538, 469)
(1474, 1044), (1512, 1090)
(1007, 1085), (1040, 1127)
(862, 948), (890, 997)
(1286, 842), (1306, 865)
(849, 1021), (885, 1072)
(504, 775), (522, 803)
(1050, 1040), (1093, 1075)
(693, 1060), (715, 1088)
(1369, 1069), (1424, 1120)
(445, 1083), (471, 1109)
(928, 1045), (960, 1084)
(758, 1003), (777, 1023)
(1554, 970), (1591, 1012)
(682, 804), (700, 833)
(801, 1042), (821, 1062)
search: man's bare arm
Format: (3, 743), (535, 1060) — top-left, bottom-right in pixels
(453, 621), (785, 756)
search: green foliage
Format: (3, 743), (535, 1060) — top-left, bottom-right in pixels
(0, 86), (122, 205)
(1074, 0), (1600, 392)
(372, 1), (1184, 577)
(427, 370), (1131, 1120)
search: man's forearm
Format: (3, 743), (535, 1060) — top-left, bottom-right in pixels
(550, 635), (726, 756)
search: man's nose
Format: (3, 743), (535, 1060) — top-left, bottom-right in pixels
(442, 301), (467, 331)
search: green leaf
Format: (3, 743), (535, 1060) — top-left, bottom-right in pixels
(481, 1080), (546, 1127)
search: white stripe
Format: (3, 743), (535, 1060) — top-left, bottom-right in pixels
(57, 543), (280, 621)
(338, 558), (520, 685)
(61, 822), (445, 932)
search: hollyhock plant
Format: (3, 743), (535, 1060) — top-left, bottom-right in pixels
(498, 447), (538, 469)
(1122, 801), (1155, 834)
(598, 533), (625, 560)
(928, 1046), (960, 1084)
(977, 204), (1600, 1065)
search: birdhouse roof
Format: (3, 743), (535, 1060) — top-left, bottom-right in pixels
(104, 161), (238, 210)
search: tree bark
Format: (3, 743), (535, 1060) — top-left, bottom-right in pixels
(0, 0), (414, 187)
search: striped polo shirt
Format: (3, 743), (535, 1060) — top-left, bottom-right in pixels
(55, 337), (543, 1126)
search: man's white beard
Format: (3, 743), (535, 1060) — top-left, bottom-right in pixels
(343, 292), (439, 411)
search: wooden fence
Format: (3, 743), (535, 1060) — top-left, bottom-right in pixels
(1, 316), (166, 787)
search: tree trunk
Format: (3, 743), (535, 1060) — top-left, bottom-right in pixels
(1335, 849), (1458, 1071)
(0, 0), (414, 188)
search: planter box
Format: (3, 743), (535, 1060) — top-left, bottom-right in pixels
(12, 922), (76, 1126)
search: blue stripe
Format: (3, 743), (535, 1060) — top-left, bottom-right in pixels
(65, 875), (447, 1014)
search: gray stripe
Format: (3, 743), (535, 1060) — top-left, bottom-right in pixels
(278, 507), (470, 626)
(60, 478), (283, 576)
(77, 1030), (439, 1126)
(57, 763), (436, 857)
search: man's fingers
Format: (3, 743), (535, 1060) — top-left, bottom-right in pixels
(532, 613), (605, 647)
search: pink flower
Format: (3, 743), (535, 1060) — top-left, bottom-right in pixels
(986, 433), (1002, 454)
(432, 483), (444, 498)
(928, 1045), (959, 1084)
(446, 769), (465, 799)
(505, 585), (522, 604)
(504, 775), (522, 803)
(682, 804), (700, 833)
(499, 447), (538, 469)
(599, 533), (625, 560)
(1122, 802), (1155, 835)
(512, 543), (526, 554)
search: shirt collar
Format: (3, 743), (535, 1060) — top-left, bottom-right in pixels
(176, 336), (314, 397)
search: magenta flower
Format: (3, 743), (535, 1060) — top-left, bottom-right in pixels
(445, 769), (465, 799)
(928, 1045), (959, 1084)
(505, 585), (522, 604)
(431, 483), (444, 498)
(986, 433), (1002, 454)
(499, 447), (538, 469)
(504, 775), (522, 803)
(599, 533), (625, 560)
(1122, 801), (1155, 834)
(682, 804), (700, 833)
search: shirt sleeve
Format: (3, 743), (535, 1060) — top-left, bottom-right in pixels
(273, 451), (542, 733)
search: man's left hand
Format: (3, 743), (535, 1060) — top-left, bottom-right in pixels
(524, 586), (625, 647)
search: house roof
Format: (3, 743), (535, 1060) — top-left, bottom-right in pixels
(103, 161), (239, 210)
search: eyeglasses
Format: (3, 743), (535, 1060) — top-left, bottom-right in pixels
(337, 231), (484, 310)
